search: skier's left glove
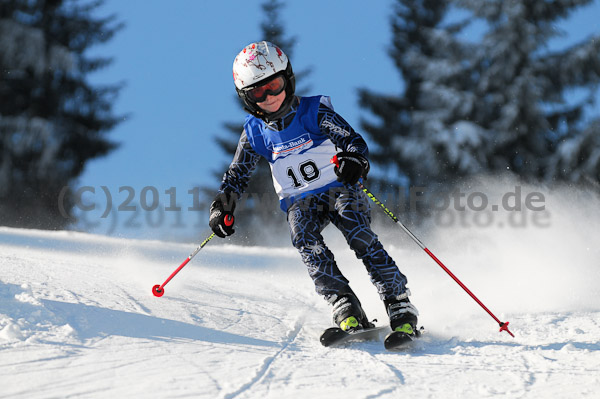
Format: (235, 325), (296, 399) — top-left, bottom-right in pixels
(333, 152), (370, 185)
(209, 192), (237, 238)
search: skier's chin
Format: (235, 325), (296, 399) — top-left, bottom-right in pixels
(258, 92), (286, 113)
(261, 103), (281, 113)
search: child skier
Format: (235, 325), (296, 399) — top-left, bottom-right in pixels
(209, 41), (418, 336)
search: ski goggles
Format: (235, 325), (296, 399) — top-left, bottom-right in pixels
(245, 75), (286, 103)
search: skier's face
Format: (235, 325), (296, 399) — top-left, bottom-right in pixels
(256, 90), (286, 114)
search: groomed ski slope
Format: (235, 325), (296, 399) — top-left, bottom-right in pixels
(1, 182), (599, 398)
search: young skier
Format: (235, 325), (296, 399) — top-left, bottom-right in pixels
(209, 41), (418, 336)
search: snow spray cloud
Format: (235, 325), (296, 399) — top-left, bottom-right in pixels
(410, 175), (600, 318)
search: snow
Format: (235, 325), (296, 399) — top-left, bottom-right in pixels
(0, 19), (73, 76)
(1, 181), (600, 398)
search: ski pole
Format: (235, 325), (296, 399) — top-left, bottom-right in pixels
(330, 155), (514, 337)
(152, 230), (220, 297)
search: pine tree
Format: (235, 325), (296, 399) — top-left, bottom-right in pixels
(549, 118), (600, 184)
(0, 0), (122, 229)
(359, 0), (450, 190)
(358, 0), (480, 217)
(359, 0), (600, 204)
(208, 0), (310, 245)
(459, 0), (600, 181)
(359, 1), (483, 188)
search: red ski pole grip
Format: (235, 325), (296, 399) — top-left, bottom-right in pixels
(224, 214), (234, 226)
(330, 155), (339, 167)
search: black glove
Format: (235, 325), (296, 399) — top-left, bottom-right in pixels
(333, 152), (370, 185)
(209, 192), (237, 238)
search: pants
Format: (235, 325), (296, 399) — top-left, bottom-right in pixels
(287, 185), (408, 300)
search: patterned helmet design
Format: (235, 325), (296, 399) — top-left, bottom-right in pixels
(233, 41), (288, 90)
(232, 41), (296, 121)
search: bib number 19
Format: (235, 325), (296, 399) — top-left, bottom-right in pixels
(287, 160), (320, 188)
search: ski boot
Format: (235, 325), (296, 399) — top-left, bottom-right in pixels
(384, 289), (419, 336)
(329, 286), (372, 332)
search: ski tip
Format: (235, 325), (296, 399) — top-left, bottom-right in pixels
(384, 326), (425, 351)
(384, 332), (414, 350)
(320, 327), (346, 347)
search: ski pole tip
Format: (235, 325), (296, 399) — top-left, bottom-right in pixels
(499, 321), (514, 337)
(152, 284), (164, 297)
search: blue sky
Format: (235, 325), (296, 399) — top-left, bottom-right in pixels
(78, 0), (600, 240)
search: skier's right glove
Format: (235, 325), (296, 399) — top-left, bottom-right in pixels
(209, 192), (237, 238)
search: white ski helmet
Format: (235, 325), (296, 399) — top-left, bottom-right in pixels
(232, 41), (296, 121)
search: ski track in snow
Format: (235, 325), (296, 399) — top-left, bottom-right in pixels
(1, 190), (600, 399)
(223, 320), (303, 399)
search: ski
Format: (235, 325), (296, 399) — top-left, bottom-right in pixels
(383, 326), (424, 351)
(320, 325), (389, 347)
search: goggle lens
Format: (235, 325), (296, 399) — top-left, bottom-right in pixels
(246, 76), (286, 103)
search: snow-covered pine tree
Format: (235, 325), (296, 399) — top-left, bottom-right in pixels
(359, 0), (449, 190)
(360, 0), (600, 204)
(549, 119), (600, 185)
(406, 2), (489, 185)
(358, 0), (483, 218)
(0, 0), (122, 229)
(459, 0), (600, 181)
(207, 0), (310, 245)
